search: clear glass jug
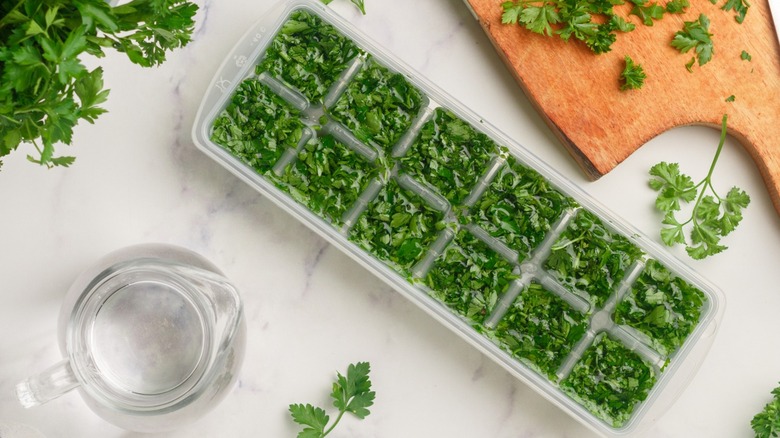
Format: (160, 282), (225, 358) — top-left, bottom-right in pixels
(15, 243), (246, 433)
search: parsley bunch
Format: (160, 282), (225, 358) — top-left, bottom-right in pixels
(289, 362), (375, 438)
(648, 114), (750, 259)
(0, 0), (198, 169)
(752, 383), (780, 438)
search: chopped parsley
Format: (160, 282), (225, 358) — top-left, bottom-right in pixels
(493, 281), (589, 380)
(329, 57), (424, 150)
(620, 55), (647, 90)
(671, 14), (714, 71)
(210, 79), (305, 174)
(425, 230), (518, 326)
(401, 108), (499, 206)
(614, 259), (707, 356)
(629, 0), (666, 26)
(544, 209), (644, 309)
(561, 334), (657, 427)
(349, 179), (446, 274)
(257, 10), (363, 103)
(278, 135), (377, 226)
(741, 50), (752, 61)
(469, 156), (574, 263)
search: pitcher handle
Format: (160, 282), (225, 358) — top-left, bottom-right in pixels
(15, 359), (80, 408)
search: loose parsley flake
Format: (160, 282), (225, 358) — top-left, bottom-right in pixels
(741, 50), (752, 61)
(721, 0), (750, 23)
(671, 14), (714, 70)
(620, 55), (646, 90)
(725, 94), (736, 102)
(648, 114), (750, 259)
(289, 362), (375, 438)
(629, 0), (666, 26)
(665, 0), (690, 13)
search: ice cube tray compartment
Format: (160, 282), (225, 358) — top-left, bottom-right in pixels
(192, 2), (723, 435)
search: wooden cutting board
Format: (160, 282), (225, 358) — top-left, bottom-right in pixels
(465, 0), (780, 215)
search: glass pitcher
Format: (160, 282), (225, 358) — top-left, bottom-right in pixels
(15, 243), (246, 433)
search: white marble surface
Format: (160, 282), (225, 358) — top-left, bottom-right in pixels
(1, 0), (780, 437)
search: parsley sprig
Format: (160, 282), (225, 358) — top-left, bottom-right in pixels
(671, 14), (714, 71)
(648, 114), (750, 259)
(289, 362), (375, 438)
(0, 0), (198, 169)
(752, 383), (780, 438)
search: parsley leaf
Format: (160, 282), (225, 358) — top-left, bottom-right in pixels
(721, 0), (750, 23)
(741, 50), (752, 61)
(752, 383), (780, 438)
(289, 362), (375, 438)
(628, 0), (666, 26)
(671, 14), (714, 69)
(648, 114), (750, 259)
(665, 0), (690, 13)
(620, 55), (646, 90)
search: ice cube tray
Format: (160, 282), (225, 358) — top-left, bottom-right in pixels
(191, 1), (725, 435)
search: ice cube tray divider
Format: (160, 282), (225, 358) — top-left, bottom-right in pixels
(191, 1), (725, 435)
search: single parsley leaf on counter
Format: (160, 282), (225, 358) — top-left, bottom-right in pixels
(671, 14), (714, 70)
(752, 383), (780, 438)
(648, 114), (750, 259)
(741, 50), (752, 61)
(620, 55), (646, 90)
(289, 362), (375, 438)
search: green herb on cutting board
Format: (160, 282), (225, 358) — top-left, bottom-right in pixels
(665, 0), (690, 14)
(726, 94), (736, 102)
(500, 0), (635, 54)
(671, 14), (714, 71)
(741, 50), (752, 61)
(648, 114), (750, 259)
(720, 0), (750, 23)
(0, 0), (198, 170)
(628, 0), (666, 26)
(620, 55), (646, 90)
(752, 382), (780, 438)
(289, 362), (375, 438)
(320, 0), (366, 15)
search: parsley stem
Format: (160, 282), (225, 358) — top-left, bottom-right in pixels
(321, 410), (346, 437)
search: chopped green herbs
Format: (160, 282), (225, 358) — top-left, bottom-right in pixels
(211, 79), (305, 174)
(401, 108), (498, 206)
(721, 0), (750, 23)
(752, 383), (780, 438)
(649, 114), (750, 259)
(350, 179), (445, 274)
(671, 14), (714, 70)
(425, 231), (517, 325)
(620, 56), (646, 91)
(330, 57), (424, 150)
(501, 0), (634, 54)
(257, 10), (362, 102)
(470, 156), (573, 262)
(629, 0), (666, 26)
(493, 282), (588, 380)
(726, 94), (736, 102)
(206, 10), (717, 431)
(278, 135), (377, 225)
(665, 0), (690, 13)
(561, 335), (657, 427)
(545, 210), (644, 309)
(741, 50), (752, 61)
(614, 259), (706, 355)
